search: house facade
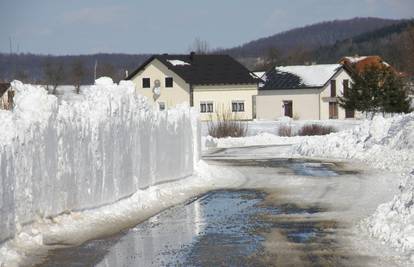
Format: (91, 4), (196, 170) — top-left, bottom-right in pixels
(255, 64), (355, 120)
(0, 83), (14, 110)
(126, 53), (259, 121)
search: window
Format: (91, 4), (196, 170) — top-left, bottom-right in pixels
(165, 77), (173, 88)
(142, 78), (150, 88)
(200, 101), (213, 113)
(330, 80), (336, 97)
(232, 101), (245, 112)
(158, 102), (166, 111)
(343, 79), (349, 96)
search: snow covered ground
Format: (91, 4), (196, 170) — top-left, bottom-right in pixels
(204, 113), (414, 261)
(201, 117), (361, 137)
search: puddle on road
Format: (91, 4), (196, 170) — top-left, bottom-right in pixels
(205, 158), (360, 177)
(39, 189), (343, 267)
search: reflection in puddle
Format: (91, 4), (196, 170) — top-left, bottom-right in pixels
(205, 158), (352, 177)
(40, 190), (337, 267)
(290, 162), (339, 177)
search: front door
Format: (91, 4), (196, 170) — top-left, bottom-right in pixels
(284, 101), (293, 118)
(329, 102), (338, 119)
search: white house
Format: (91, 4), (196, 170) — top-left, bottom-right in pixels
(255, 64), (355, 120)
(0, 83), (13, 110)
(126, 53), (259, 121)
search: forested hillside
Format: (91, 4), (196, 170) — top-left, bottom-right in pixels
(222, 17), (402, 58)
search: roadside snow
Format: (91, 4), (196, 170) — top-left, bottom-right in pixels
(205, 113), (414, 259)
(0, 78), (199, 264)
(0, 161), (246, 266)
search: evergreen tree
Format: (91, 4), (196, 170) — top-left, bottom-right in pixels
(380, 70), (411, 113)
(339, 65), (411, 116)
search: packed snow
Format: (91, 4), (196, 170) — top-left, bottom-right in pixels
(0, 78), (199, 254)
(276, 64), (342, 87)
(167, 59), (190, 66)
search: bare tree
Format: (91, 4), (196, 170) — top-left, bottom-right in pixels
(43, 58), (65, 94)
(189, 38), (210, 54)
(71, 59), (85, 94)
(13, 69), (29, 83)
(97, 62), (116, 79)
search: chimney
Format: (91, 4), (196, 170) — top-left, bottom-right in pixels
(190, 51), (195, 61)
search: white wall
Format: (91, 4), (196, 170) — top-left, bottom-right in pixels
(319, 68), (353, 120)
(0, 80), (199, 244)
(193, 84), (258, 121)
(256, 88), (321, 120)
(130, 59), (190, 109)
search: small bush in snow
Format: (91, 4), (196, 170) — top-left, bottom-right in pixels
(298, 124), (336, 136)
(278, 125), (293, 136)
(208, 111), (248, 138)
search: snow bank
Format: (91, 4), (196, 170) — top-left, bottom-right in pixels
(204, 113), (414, 256)
(293, 113), (414, 255)
(0, 79), (199, 245)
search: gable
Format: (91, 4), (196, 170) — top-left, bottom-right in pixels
(131, 58), (189, 86)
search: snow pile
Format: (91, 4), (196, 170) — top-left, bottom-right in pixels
(294, 113), (414, 254)
(0, 79), (199, 245)
(276, 64), (341, 87)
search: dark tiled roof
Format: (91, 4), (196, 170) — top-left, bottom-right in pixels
(0, 83), (11, 97)
(126, 54), (258, 85)
(261, 64), (346, 90)
(261, 69), (310, 90)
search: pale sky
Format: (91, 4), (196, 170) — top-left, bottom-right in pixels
(0, 0), (413, 55)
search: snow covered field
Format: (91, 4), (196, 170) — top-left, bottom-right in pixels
(204, 113), (414, 261)
(0, 79), (201, 266)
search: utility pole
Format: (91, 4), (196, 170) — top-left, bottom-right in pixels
(9, 36), (12, 54)
(94, 60), (98, 81)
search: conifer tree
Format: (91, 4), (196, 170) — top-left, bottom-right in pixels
(339, 65), (411, 117)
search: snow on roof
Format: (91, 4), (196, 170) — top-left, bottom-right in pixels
(344, 56), (368, 64)
(167, 59), (190, 66)
(275, 64), (342, 87)
(253, 71), (266, 79)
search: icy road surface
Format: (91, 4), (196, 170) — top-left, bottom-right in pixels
(38, 145), (406, 266)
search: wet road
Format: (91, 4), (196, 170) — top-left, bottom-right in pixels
(38, 147), (401, 266)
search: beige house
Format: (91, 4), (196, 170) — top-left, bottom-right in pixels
(126, 53), (259, 120)
(255, 64), (355, 120)
(0, 83), (14, 110)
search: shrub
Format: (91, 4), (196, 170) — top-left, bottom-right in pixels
(298, 124), (336, 136)
(278, 125), (293, 137)
(207, 111), (248, 138)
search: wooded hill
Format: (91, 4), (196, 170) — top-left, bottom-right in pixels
(0, 17), (412, 85)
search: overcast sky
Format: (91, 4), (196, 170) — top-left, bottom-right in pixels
(0, 0), (413, 55)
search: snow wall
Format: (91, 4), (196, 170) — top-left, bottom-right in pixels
(0, 79), (200, 243)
